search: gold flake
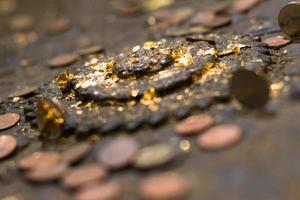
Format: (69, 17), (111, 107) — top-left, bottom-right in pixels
(56, 69), (73, 91)
(271, 81), (284, 97)
(141, 87), (161, 111)
(179, 140), (191, 152)
(142, 0), (173, 11)
(143, 41), (159, 49)
(130, 89), (139, 97)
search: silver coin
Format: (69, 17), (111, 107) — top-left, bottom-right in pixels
(278, 2), (300, 38)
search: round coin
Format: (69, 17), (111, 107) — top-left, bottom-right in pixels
(190, 10), (231, 28)
(232, 0), (260, 13)
(18, 152), (62, 170)
(98, 137), (139, 169)
(0, 135), (17, 160)
(61, 163), (107, 189)
(0, 113), (20, 130)
(75, 181), (122, 200)
(62, 142), (92, 164)
(139, 172), (188, 200)
(263, 35), (291, 48)
(197, 124), (242, 151)
(278, 2), (300, 38)
(8, 86), (37, 98)
(174, 114), (214, 136)
(47, 18), (71, 34)
(47, 53), (77, 68)
(77, 45), (104, 56)
(133, 143), (175, 169)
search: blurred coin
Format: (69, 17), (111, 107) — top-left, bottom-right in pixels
(133, 143), (175, 169)
(18, 151), (61, 170)
(190, 10), (231, 28)
(75, 181), (122, 200)
(0, 113), (20, 130)
(47, 18), (71, 34)
(174, 114), (214, 136)
(77, 45), (104, 56)
(47, 53), (77, 68)
(9, 15), (34, 31)
(0, 0), (17, 15)
(62, 142), (92, 164)
(139, 172), (188, 200)
(97, 137), (139, 169)
(263, 35), (291, 48)
(197, 124), (242, 151)
(230, 69), (270, 109)
(8, 86), (37, 98)
(0, 135), (17, 160)
(61, 163), (107, 189)
(278, 2), (300, 38)
(232, 0), (260, 13)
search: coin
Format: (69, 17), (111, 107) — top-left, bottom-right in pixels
(0, 135), (17, 160)
(62, 142), (92, 164)
(9, 15), (34, 31)
(197, 124), (242, 151)
(61, 163), (107, 189)
(278, 2), (300, 38)
(97, 137), (139, 169)
(47, 18), (71, 34)
(230, 69), (270, 109)
(47, 53), (77, 68)
(133, 143), (175, 169)
(190, 10), (231, 28)
(77, 45), (104, 56)
(0, 113), (20, 130)
(174, 114), (214, 136)
(138, 172), (188, 200)
(232, 0), (260, 13)
(75, 181), (122, 200)
(18, 152), (62, 170)
(8, 86), (37, 98)
(263, 35), (291, 48)
(25, 162), (67, 182)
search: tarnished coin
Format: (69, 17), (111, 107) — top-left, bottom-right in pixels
(61, 163), (107, 189)
(133, 143), (175, 169)
(77, 45), (104, 56)
(139, 172), (188, 200)
(0, 135), (17, 160)
(230, 69), (270, 109)
(174, 114), (214, 136)
(232, 0), (260, 13)
(263, 35), (291, 48)
(278, 2), (300, 38)
(0, 113), (20, 130)
(18, 152), (62, 170)
(75, 181), (122, 200)
(8, 86), (37, 98)
(47, 53), (77, 68)
(25, 162), (67, 182)
(197, 124), (242, 151)
(97, 137), (139, 169)
(62, 142), (92, 164)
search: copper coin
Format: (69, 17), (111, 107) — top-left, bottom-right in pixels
(77, 45), (104, 56)
(98, 137), (139, 169)
(278, 2), (300, 38)
(174, 114), (214, 136)
(263, 35), (291, 48)
(47, 53), (77, 68)
(232, 0), (260, 13)
(133, 143), (175, 169)
(8, 86), (37, 98)
(0, 113), (20, 130)
(190, 10), (231, 28)
(75, 181), (122, 200)
(47, 18), (71, 34)
(61, 163), (107, 189)
(62, 142), (92, 164)
(0, 135), (17, 160)
(25, 162), (67, 182)
(197, 124), (242, 151)
(139, 172), (188, 200)
(18, 152), (62, 170)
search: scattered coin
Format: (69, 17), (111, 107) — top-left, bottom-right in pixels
(98, 137), (139, 169)
(61, 163), (107, 189)
(0, 113), (20, 130)
(75, 181), (122, 200)
(278, 2), (300, 38)
(18, 151), (62, 170)
(139, 172), (188, 200)
(174, 114), (214, 136)
(9, 15), (34, 31)
(230, 69), (270, 109)
(0, 135), (17, 160)
(232, 0), (260, 13)
(62, 142), (92, 164)
(197, 124), (242, 151)
(133, 143), (175, 169)
(47, 18), (71, 34)
(25, 162), (67, 182)
(8, 86), (37, 98)
(47, 53), (78, 68)
(190, 10), (231, 28)
(77, 45), (104, 56)
(263, 35), (291, 48)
